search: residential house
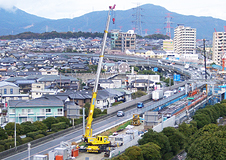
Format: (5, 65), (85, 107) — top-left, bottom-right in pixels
(0, 81), (29, 104)
(31, 83), (58, 99)
(130, 79), (155, 91)
(39, 68), (58, 75)
(8, 96), (64, 123)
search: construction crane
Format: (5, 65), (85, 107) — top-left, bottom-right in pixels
(82, 4), (116, 153)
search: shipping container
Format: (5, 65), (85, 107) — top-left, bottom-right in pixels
(33, 155), (48, 160)
(115, 134), (132, 146)
(152, 90), (163, 101)
(54, 148), (68, 160)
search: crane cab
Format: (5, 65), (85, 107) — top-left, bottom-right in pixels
(88, 136), (110, 145)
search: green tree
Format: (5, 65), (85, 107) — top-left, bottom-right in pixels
(193, 113), (211, 129)
(138, 130), (171, 157)
(124, 146), (144, 160)
(186, 124), (219, 152)
(20, 121), (38, 135)
(0, 128), (7, 140)
(179, 122), (197, 138)
(112, 154), (130, 160)
(33, 121), (48, 131)
(187, 134), (226, 160)
(131, 90), (147, 99)
(162, 127), (186, 155)
(42, 117), (58, 131)
(140, 142), (161, 160)
(56, 116), (70, 126)
(5, 122), (23, 136)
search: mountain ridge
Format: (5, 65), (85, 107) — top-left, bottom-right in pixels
(0, 4), (225, 39)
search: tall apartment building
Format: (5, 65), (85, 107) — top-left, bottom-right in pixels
(212, 32), (226, 65)
(111, 30), (136, 52)
(173, 26), (196, 54)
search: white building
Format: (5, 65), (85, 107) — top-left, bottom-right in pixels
(31, 83), (58, 99)
(212, 32), (226, 65)
(173, 26), (196, 54)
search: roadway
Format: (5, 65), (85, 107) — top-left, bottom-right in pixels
(3, 54), (212, 159)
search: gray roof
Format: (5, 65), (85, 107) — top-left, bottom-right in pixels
(8, 96), (64, 108)
(0, 81), (19, 88)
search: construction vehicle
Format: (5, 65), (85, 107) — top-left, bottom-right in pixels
(131, 114), (141, 126)
(82, 5), (116, 153)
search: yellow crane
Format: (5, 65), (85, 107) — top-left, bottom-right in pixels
(82, 4), (116, 153)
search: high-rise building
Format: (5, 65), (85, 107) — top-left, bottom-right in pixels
(212, 32), (226, 65)
(111, 30), (136, 52)
(173, 26), (196, 54)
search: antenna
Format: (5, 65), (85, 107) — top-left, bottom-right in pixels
(164, 13), (173, 39)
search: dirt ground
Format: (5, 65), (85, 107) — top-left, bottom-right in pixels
(75, 122), (144, 160)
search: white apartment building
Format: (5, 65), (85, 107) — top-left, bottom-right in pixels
(212, 32), (226, 65)
(173, 26), (196, 54)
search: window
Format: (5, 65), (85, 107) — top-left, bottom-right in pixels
(28, 109), (33, 114)
(97, 100), (100, 104)
(58, 108), (63, 115)
(4, 89), (7, 94)
(10, 89), (13, 94)
(36, 93), (38, 95)
(22, 109), (27, 115)
(37, 86), (40, 88)
(46, 109), (51, 113)
(10, 109), (15, 114)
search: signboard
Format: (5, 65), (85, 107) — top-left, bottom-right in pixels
(153, 67), (158, 72)
(173, 74), (180, 81)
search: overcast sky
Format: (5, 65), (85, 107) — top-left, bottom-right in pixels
(0, 0), (225, 20)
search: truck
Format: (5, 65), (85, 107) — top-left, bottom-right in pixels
(164, 90), (174, 98)
(184, 64), (189, 70)
(152, 90), (163, 101)
(82, 5), (116, 153)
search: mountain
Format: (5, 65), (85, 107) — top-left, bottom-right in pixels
(0, 4), (226, 39)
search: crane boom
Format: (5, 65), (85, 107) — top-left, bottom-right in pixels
(84, 5), (115, 140)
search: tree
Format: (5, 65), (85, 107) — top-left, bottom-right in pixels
(179, 122), (197, 138)
(162, 127), (186, 155)
(140, 142), (161, 160)
(0, 128), (7, 140)
(33, 121), (48, 131)
(138, 129), (171, 157)
(193, 113), (211, 129)
(5, 122), (23, 136)
(187, 134), (226, 160)
(112, 154), (130, 160)
(131, 90), (147, 99)
(124, 146), (144, 160)
(42, 117), (58, 131)
(56, 116), (70, 126)
(186, 124), (219, 152)
(20, 121), (38, 135)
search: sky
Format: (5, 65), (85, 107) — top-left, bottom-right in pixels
(0, 0), (225, 20)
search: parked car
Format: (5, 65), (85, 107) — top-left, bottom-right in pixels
(117, 111), (124, 117)
(137, 102), (144, 108)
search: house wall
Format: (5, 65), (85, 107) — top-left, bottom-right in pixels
(8, 106), (64, 123)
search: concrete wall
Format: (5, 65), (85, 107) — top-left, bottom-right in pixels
(153, 115), (176, 132)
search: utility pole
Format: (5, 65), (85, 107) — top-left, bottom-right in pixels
(203, 39), (208, 94)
